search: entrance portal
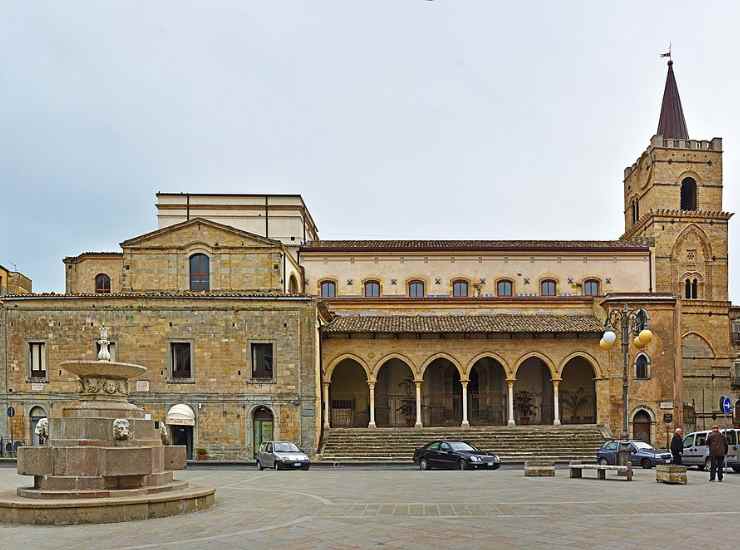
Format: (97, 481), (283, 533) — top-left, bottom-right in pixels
(422, 358), (462, 427)
(375, 359), (415, 427)
(166, 403), (196, 459)
(171, 426), (194, 460)
(560, 357), (597, 424)
(468, 358), (507, 425)
(514, 358), (553, 425)
(253, 406), (274, 457)
(633, 410), (652, 443)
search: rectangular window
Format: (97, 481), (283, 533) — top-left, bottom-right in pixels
(251, 343), (274, 379)
(29, 342), (47, 380)
(170, 342), (192, 379)
(95, 342), (117, 362)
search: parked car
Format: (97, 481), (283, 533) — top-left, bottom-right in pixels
(596, 440), (672, 469)
(256, 441), (311, 470)
(682, 428), (739, 471)
(413, 440), (501, 470)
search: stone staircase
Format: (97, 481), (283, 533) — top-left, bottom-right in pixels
(318, 424), (610, 464)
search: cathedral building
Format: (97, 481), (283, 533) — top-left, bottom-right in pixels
(0, 61), (737, 459)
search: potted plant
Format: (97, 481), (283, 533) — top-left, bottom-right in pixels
(196, 447), (208, 461)
(514, 391), (537, 425)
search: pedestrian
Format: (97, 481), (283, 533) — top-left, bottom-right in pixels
(706, 425), (728, 482)
(670, 427), (684, 465)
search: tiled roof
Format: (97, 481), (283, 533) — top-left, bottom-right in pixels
(2, 290), (306, 299)
(301, 240), (648, 252)
(324, 314), (603, 334)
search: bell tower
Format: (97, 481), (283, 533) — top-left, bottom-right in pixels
(621, 58), (735, 430)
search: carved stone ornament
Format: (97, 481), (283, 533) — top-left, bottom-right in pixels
(34, 418), (49, 442)
(79, 377), (126, 396)
(159, 423), (170, 445)
(112, 419), (130, 441)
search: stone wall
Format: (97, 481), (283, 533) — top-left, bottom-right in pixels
(0, 295), (319, 460)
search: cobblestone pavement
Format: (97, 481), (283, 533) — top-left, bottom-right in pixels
(0, 465), (738, 549)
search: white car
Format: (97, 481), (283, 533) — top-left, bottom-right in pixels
(256, 441), (311, 470)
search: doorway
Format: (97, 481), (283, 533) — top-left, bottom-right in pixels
(633, 410), (652, 443)
(253, 406), (274, 457)
(29, 406), (47, 446)
(171, 426), (193, 459)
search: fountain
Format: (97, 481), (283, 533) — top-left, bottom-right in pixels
(0, 327), (215, 525)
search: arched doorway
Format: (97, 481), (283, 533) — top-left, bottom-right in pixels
(422, 358), (462, 426)
(468, 357), (507, 425)
(167, 404), (195, 460)
(288, 275), (299, 294)
(560, 357), (597, 424)
(633, 410), (652, 443)
(253, 406), (274, 457)
(29, 406), (47, 446)
(375, 359), (415, 427)
(329, 359), (369, 427)
(514, 358), (553, 425)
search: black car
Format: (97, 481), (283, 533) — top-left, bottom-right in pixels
(413, 440), (501, 470)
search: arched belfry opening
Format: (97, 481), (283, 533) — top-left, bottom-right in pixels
(680, 177), (697, 211)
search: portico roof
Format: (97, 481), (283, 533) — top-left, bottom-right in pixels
(323, 314), (603, 335)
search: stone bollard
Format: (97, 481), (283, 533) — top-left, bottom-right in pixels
(656, 464), (687, 485)
(524, 460), (556, 477)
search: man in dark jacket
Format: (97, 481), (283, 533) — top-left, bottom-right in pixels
(670, 428), (684, 465)
(706, 425), (729, 482)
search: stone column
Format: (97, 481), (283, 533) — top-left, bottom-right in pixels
(461, 381), (470, 427)
(507, 380), (515, 426)
(415, 381), (423, 428)
(323, 382), (330, 429)
(368, 382), (376, 428)
(552, 380), (561, 426)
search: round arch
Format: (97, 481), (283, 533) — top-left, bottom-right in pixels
(513, 352), (558, 380)
(557, 351), (602, 379)
(372, 353), (418, 380)
(465, 352), (512, 379)
(29, 405), (47, 446)
(419, 353), (465, 380)
(251, 405), (276, 457)
(325, 353), (371, 382)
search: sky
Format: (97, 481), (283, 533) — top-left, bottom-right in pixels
(1, 1), (738, 299)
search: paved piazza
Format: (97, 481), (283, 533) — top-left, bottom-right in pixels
(0, 465), (737, 549)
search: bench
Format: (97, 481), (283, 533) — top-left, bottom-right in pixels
(569, 462), (633, 481)
(524, 460), (556, 477)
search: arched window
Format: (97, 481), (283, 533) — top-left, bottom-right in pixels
(631, 199), (639, 225)
(496, 279), (513, 297)
(685, 278), (699, 299)
(95, 273), (111, 294)
(189, 254), (210, 291)
(364, 280), (380, 297)
(583, 279), (600, 297)
(540, 279), (557, 296)
(452, 280), (468, 297)
(288, 275), (299, 294)
(320, 280), (336, 298)
(408, 280), (425, 298)
(680, 177), (697, 211)
(635, 354), (650, 379)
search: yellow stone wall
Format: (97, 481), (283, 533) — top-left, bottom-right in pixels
(64, 255), (123, 294)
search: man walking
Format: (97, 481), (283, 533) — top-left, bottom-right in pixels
(670, 427), (684, 465)
(706, 425), (728, 482)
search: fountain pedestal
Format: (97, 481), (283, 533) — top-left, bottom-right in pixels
(0, 337), (215, 524)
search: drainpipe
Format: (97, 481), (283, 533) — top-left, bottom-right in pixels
(265, 196), (269, 238)
(186, 193), (190, 221)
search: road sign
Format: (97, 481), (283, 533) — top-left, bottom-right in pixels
(6, 406), (15, 417)
(663, 413), (673, 423)
(720, 396), (732, 415)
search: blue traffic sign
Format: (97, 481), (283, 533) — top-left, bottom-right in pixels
(720, 396), (732, 415)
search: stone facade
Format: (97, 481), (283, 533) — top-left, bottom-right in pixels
(0, 265), (32, 295)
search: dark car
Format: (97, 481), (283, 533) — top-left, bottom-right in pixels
(596, 439), (672, 469)
(413, 440), (501, 470)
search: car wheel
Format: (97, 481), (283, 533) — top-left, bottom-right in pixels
(491, 464), (501, 470)
(419, 458), (429, 471)
(458, 459), (466, 471)
(303, 465), (310, 471)
(598, 457), (608, 466)
(256, 460), (263, 471)
(641, 459), (652, 469)
(273, 462), (279, 471)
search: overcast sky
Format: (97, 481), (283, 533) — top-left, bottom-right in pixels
(1, 1), (738, 299)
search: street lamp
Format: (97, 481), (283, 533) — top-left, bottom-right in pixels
(599, 304), (653, 441)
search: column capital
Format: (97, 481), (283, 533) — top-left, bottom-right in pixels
(505, 378), (516, 385)
(367, 381), (375, 389)
(551, 378), (562, 385)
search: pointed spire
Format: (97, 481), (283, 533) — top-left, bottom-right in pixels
(657, 60), (689, 139)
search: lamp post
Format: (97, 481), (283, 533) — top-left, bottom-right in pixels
(600, 304), (653, 442)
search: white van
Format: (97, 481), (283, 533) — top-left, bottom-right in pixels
(681, 428), (739, 471)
